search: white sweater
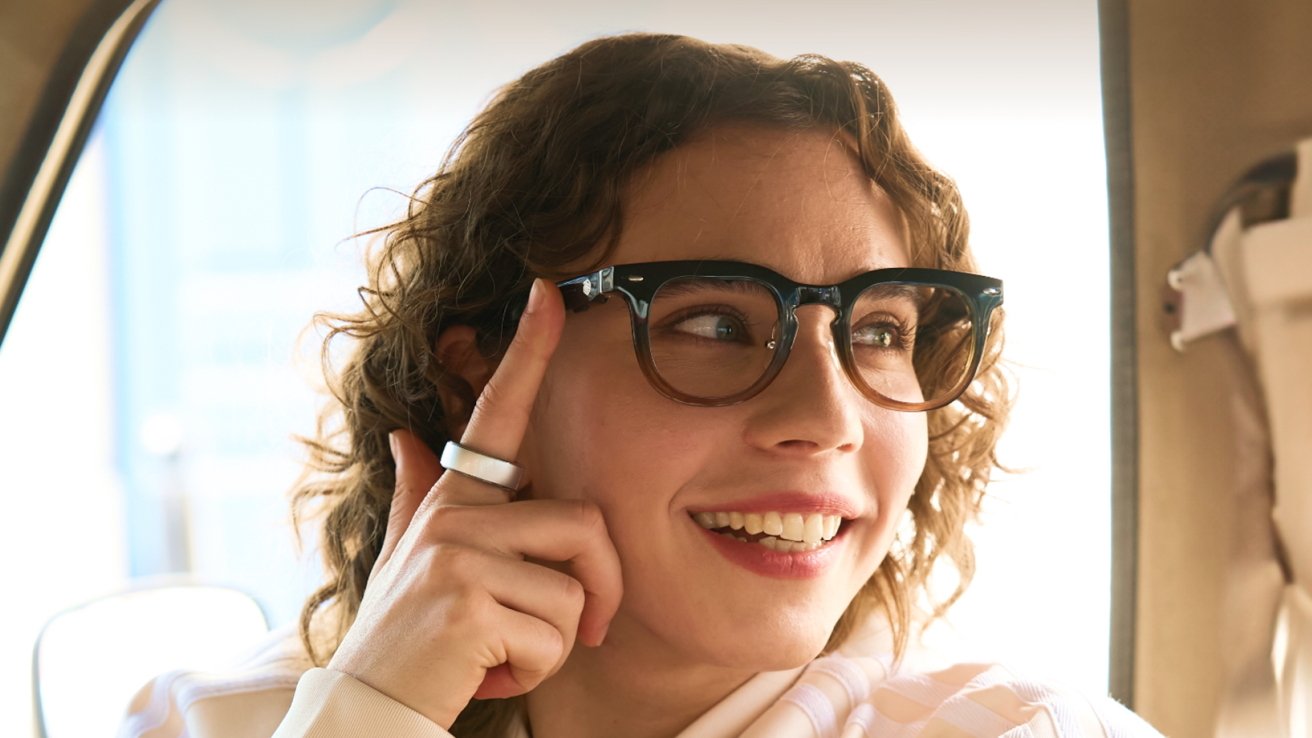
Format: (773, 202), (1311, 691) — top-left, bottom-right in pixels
(117, 626), (1163, 737)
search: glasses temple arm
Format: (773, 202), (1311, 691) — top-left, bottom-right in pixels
(557, 267), (616, 313)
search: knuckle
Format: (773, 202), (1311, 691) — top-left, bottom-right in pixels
(547, 621), (567, 656)
(570, 499), (606, 534)
(508, 626), (564, 690)
(426, 502), (473, 536)
(557, 573), (586, 609)
(471, 380), (502, 416)
(465, 589), (499, 621)
(444, 590), (494, 635)
(533, 622), (567, 665)
(516, 670), (549, 692)
(472, 379), (529, 425)
(427, 501), (457, 526)
(428, 541), (478, 580)
(508, 325), (539, 360)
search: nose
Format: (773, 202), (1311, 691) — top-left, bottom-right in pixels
(740, 305), (865, 456)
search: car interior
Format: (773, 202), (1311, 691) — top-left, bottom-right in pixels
(2, 1), (1310, 736)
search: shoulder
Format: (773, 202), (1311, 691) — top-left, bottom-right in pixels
(117, 625), (308, 738)
(771, 653), (1163, 738)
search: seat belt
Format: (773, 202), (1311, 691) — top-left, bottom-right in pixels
(1166, 138), (1312, 738)
(1233, 137), (1312, 738)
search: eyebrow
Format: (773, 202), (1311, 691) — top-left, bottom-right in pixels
(655, 278), (769, 299)
(860, 283), (925, 301)
(851, 285), (932, 315)
(655, 278), (929, 307)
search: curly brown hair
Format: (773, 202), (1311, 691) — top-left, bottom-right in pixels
(293, 32), (1009, 734)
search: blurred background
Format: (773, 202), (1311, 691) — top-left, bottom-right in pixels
(0, 1), (1113, 735)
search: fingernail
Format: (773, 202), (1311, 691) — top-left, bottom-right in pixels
(525, 278), (545, 315)
(388, 431), (401, 465)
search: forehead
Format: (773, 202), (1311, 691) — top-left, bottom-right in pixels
(610, 125), (909, 283)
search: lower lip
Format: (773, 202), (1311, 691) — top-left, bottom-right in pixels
(695, 521), (844, 579)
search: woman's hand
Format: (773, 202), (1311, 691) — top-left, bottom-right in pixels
(326, 279), (624, 729)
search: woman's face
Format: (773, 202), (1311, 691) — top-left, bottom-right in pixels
(519, 125), (928, 672)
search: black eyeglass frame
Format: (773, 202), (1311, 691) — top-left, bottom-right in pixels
(556, 260), (1003, 411)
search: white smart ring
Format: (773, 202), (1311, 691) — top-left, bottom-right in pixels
(440, 441), (526, 491)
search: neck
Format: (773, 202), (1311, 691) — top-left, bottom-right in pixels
(523, 616), (755, 738)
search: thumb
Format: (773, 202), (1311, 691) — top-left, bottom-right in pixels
(373, 429), (442, 577)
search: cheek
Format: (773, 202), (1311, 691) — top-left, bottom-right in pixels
(856, 410), (927, 563)
(519, 343), (719, 505)
(866, 407), (929, 496)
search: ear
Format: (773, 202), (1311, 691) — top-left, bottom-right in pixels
(434, 325), (496, 438)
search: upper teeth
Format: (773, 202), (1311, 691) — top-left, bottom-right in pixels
(692, 511), (842, 545)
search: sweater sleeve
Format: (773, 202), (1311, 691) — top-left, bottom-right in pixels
(272, 668), (454, 738)
(116, 667), (452, 738)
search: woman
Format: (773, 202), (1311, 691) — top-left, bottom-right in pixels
(121, 33), (1161, 737)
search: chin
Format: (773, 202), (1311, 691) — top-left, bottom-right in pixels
(686, 608), (846, 673)
(714, 637), (831, 674)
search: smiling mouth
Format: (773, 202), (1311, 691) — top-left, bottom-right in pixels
(691, 511), (845, 553)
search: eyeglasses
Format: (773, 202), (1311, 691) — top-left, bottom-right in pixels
(555, 260), (1002, 411)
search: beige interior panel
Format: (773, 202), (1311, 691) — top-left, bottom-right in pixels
(1128, 2), (1312, 735)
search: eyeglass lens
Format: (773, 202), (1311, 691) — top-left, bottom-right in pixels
(646, 277), (977, 405)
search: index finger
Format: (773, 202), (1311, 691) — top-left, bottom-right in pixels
(451, 278), (564, 495)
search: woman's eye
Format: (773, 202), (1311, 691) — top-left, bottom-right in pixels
(853, 321), (909, 349)
(672, 313), (749, 342)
